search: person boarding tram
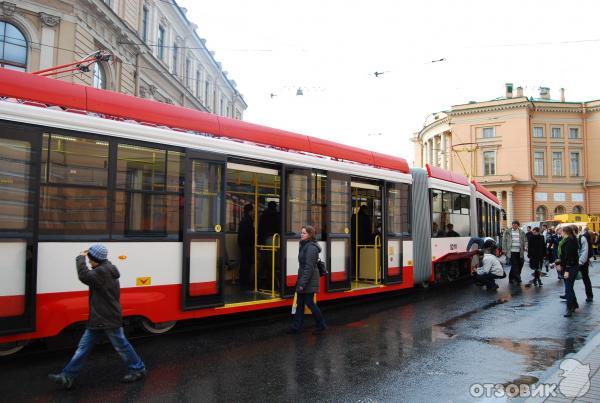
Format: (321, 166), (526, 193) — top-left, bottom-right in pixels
(237, 204), (254, 287)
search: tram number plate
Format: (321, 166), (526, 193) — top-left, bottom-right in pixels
(449, 243), (458, 251)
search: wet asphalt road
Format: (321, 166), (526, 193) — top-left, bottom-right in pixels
(2, 261), (600, 403)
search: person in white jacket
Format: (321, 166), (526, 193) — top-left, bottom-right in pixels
(475, 240), (507, 291)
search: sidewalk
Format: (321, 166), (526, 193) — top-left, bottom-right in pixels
(521, 259), (600, 402)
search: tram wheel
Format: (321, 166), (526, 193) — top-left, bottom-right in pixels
(0, 340), (28, 357)
(140, 319), (177, 335)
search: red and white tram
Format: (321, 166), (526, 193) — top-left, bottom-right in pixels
(0, 69), (501, 355)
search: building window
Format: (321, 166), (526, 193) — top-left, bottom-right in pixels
(533, 127), (544, 138)
(185, 58), (191, 87)
(554, 205), (565, 215)
(142, 6), (149, 43)
(535, 205), (547, 221)
(92, 63), (106, 89)
(482, 127), (495, 138)
(483, 151), (496, 175)
(551, 127), (561, 138)
(552, 152), (563, 176)
(195, 70), (201, 98)
(0, 21), (28, 71)
(158, 25), (165, 60)
(172, 44), (178, 75)
(205, 80), (210, 107)
(572, 205), (583, 214)
(570, 152), (580, 176)
(534, 151), (545, 176)
(569, 128), (579, 139)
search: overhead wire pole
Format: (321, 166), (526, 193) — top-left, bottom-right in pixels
(450, 142), (478, 180)
(31, 50), (112, 77)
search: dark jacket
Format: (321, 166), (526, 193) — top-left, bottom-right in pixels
(76, 255), (123, 329)
(296, 240), (321, 294)
(527, 233), (546, 260)
(559, 237), (579, 267)
(237, 214), (254, 249)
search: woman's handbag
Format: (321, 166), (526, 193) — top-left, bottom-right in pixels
(316, 258), (328, 277)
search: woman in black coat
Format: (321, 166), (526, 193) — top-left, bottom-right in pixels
(287, 225), (327, 334)
(557, 226), (580, 317)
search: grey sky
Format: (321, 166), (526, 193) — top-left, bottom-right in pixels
(178, 0), (600, 164)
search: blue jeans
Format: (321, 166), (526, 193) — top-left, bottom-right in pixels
(62, 327), (145, 379)
(292, 292), (327, 331)
(564, 266), (579, 309)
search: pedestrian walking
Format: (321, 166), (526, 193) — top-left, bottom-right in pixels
(502, 220), (526, 285)
(287, 225), (327, 334)
(526, 227), (546, 287)
(48, 244), (146, 389)
(556, 226), (580, 317)
(578, 226), (594, 302)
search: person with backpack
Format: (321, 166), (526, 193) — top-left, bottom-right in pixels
(526, 227), (546, 287)
(287, 225), (327, 334)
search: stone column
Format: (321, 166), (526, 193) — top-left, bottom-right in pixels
(441, 133), (447, 169)
(39, 13), (60, 70)
(507, 190), (513, 225)
(496, 191), (503, 209)
(428, 139), (433, 166)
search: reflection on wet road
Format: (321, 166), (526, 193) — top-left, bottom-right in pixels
(2, 262), (600, 402)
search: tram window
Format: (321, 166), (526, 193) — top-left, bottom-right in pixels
(42, 133), (109, 186)
(166, 151), (184, 193)
(431, 189), (442, 213)
(112, 192), (180, 236)
(311, 172), (327, 238)
(461, 195), (470, 215)
(330, 177), (350, 234)
(451, 193), (462, 214)
(450, 214), (470, 236)
(190, 161), (221, 232)
(442, 192), (451, 213)
(286, 173), (308, 235)
(387, 183), (402, 235)
(40, 187), (108, 233)
(401, 184), (411, 236)
(0, 138), (32, 230)
(116, 144), (165, 191)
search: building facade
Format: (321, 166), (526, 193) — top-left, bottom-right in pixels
(414, 84), (600, 226)
(0, 0), (246, 118)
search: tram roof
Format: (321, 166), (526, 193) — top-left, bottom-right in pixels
(426, 164), (470, 187)
(0, 69), (409, 174)
(471, 179), (500, 205)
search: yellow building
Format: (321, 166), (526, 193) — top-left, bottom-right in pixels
(414, 84), (600, 227)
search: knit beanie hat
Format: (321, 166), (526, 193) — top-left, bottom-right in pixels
(88, 244), (108, 263)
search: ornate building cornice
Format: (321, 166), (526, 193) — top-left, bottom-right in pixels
(449, 101), (530, 116)
(0, 2), (16, 17)
(39, 12), (60, 27)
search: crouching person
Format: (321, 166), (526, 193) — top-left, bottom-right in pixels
(49, 244), (146, 389)
(475, 240), (506, 291)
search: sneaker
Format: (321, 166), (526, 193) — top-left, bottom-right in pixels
(586, 297), (594, 302)
(560, 295), (566, 299)
(121, 370), (146, 383)
(48, 373), (73, 390)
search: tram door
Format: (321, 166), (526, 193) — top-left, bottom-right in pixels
(350, 181), (383, 289)
(224, 162), (281, 303)
(0, 126), (40, 336)
(182, 151), (226, 309)
(326, 173), (352, 291)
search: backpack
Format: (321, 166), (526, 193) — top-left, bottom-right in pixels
(316, 258), (328, 277)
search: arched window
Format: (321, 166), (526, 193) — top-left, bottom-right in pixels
(0, 21), (27, 71)
(554, 205), (565, 215)
(92, 62), (106, 89)
(535, 205), (547, 221)
(572, 205), (583, 214)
